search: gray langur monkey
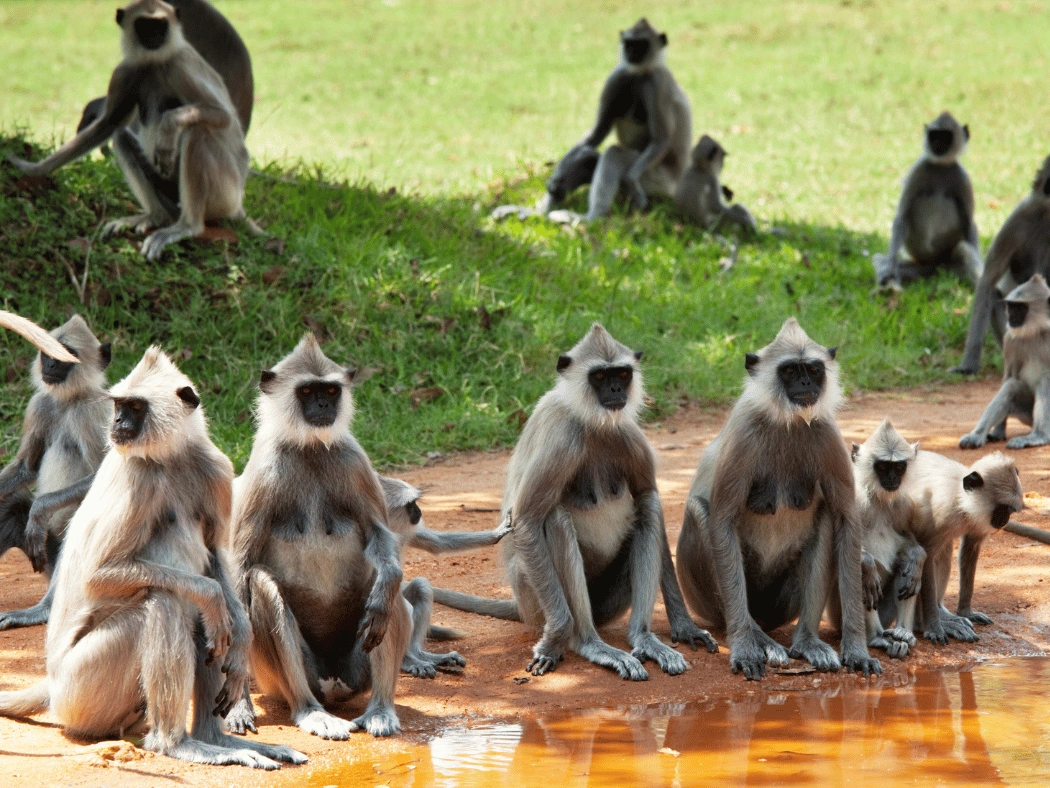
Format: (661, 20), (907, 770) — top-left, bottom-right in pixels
(845, 419), (925, 659)
(542, 19), (691, 221)
(433, 324), (715, 680)
(0, 316), (111, 631)
(8, 0), (256, 262)
(674, 134), (758, 235)
(380, 475), (512, 678)
(76, 0), (253, 136)
(0, 348), (304, 768)
(873, 112), (982, 290)
(955, 156), (1050, 373)
(900, 450), (1023, 644)
(225, 335), (410, 739)
(675, 318), (881, 680)
(960, 274), (1050, 449)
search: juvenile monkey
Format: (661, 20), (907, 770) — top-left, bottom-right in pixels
(543, 19), (691, 221)
(960, 274), (1050, 449)
(955, 156), (1050, 373)
(873, 112), (982, 290)
(9, 0), (254, 261)
(674, 135), (757, 234)
(847, 419), (925, 659)
(434, 324), (714, 680)
(0, 348), (303, 768)
(898, 450), (1023, 644)
(675, 318), (881, 680)
(0, 316), (111, 630)
(226, 336), (410, 739)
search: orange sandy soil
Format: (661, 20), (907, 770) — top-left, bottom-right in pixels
(0, 379), (1047, 786)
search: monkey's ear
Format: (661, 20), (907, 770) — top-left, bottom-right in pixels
(850, 443), (860, 462)
(721, 184), (734, 201)
(116, 8), (125, 25)
(259, 369), (277, 393)
(557, 355), (572, 373)
(634, 350), (644, 361)
(962, 471), (984, 491)
(745, 353), (760, 375)
(660, 32), (668, 46)
(826, 346), (838, 360)
(345, 367), (357, 383)
(176, 386), (200, 410)
(174, 7), (180, 19)
(98, 342), (112, 369)
(963, 124), (970, 141)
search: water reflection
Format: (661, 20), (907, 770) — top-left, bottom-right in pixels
(307, 659), (1050, 787)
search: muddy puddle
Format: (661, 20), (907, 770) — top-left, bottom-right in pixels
(307, 658), (1050, 787)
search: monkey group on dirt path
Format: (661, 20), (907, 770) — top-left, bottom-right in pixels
(0, 2), (1049, 772)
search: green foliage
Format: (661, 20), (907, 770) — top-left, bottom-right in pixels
(0, 136), (996, 468)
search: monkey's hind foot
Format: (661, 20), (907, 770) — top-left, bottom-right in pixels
(885, 626), (917, 646)
(840, 646), (882, 677)
(224, 698), (257, 735)
(402, 649), (466, 678)
(142, 222), (197, 261)
(0, 602), (49, 631)
(1006, 432), (1050, 449)
(941, 614), (979, 643)
(146, 733), (282, 769)
(669, 618), (719, 654)
(729, 629), (789, 681)
(788, 636), (841, 673)
(631, 633), (688, 676)
(958, 431), (987, 449)
(576, 637), (649, 681)
(350, 703), (401, 737)
(203, 732), (306, 766)
(293, 707), (352, 740)
(103, 214), (157, 237)
(869, 633), (910, 660)
(960, 609), (993, 626)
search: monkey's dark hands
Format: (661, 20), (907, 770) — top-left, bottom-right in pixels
(215, 649), (251, 720)
(729, 628), (789, 681)
(896, 560), (923, 601)
(23, 508), (50, 574)
(958, 431), (986, 449)
(861, 552), (882, 610)
(923, 620), (950, 645)
(959, 608), (993, 626)
(224, 697), (258, 735)
(840, 645), (882, 677)
(358, 595), (391, 653)
(625, 176), (648, 212)
(670, 618), (719, 653)
(526, 652), (562, 676)
(201, 589), (233, 665)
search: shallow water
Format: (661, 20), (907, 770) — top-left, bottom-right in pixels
(309, 659), (1050, 787)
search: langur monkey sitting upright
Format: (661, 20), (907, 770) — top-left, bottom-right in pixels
(674, 135), (758, 234)
(433, 324), (715, 680)
(955, 157), (1050, 373)
(0, 316), (111, 631)
(0, 348), (304, 769)
(542, 19), (691, 221)
(9, 0), (256, 261)
(873, 112), (982, 290)
(226, 336), (410, 739)
(847, 419), (925, 659)
(959, 275), (1050, 450)
(675, 318), (881, 680)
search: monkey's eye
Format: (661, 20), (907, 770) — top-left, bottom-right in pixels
(595, 372), (605, 380)
(299, 386), (311, 397)
(131, 401), (143, 412)
(782, 366), (798, 380)
(327, 386), (337, 396)
(619, 371), (628, 379)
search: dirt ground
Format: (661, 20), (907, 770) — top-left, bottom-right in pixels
(0, 379), (1047, 787)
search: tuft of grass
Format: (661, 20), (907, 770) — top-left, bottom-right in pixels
(0, 134), (999, 469)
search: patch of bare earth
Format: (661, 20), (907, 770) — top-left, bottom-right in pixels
(0, 380), (1046, 786)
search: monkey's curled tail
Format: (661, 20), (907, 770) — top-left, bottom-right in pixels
(427, 624), (467, 641)
(432, 588), (521, 621)
(0, 311), (78, 363)
(0, 680), (49, 718)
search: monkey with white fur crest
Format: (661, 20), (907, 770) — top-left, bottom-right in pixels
(0, 316), (112, 631)
(960, 274), (1050, 450)
(225, 335), (410, 739)
(0, 347), (304, 768)
(674, 134), (757, 234)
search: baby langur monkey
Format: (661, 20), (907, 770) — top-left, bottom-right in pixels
(874, 112), (982, 291)
(0, 348), (304, 768)
(8, 0), (255, 261)
(956, 156), (1050, 373)
(226, 336), (410, 739)
(901, 450), (1023, 644)
(380, 476), (511, 678)
(847, 419), (924, 659)
(674, 135), (757, 235)
(675, 318), (881, 680)
(434, 324), (714, 680)
(0, 316), (111, 631)
(960, 275), (1050, 449)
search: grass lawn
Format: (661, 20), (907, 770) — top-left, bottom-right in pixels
(1, 0), (1044, 467)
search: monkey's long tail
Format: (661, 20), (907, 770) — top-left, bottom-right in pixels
(0, 311), (78, 363)
(0, 679), (50, 717)
(427, 624), (466, 641)
(431, 588), (521, 622)
(1005, 520), (1050, 546)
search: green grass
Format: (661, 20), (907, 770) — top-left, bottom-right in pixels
(0, 0), (1033, 467)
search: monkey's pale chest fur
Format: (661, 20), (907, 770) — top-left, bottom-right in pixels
(738, 473), (822, 574)
(561, 458), (637, 576)
(908, 194), (963, 257)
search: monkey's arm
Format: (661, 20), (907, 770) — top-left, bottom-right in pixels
(659, 513), (718, 652)
(23, 473), (95, 573)
(580, 70), (631, 149)
(154, 59), (235, 178)
(210, 548), (253, 717)
(960, 378), (1024, 448)
(955, 534), (992, 625)
(358, 519), (404, 653)
(8, 64), (140, 176)
(955, 167), (978, 247)
(0, 399), (50, 499)
(408, 520), (510, 554)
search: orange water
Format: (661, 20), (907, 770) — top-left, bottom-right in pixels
(308, 659), (1050, 787)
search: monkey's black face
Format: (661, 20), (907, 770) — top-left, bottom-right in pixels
(927, 129), (955, 157)
(1007, 302), (1029, 329)
(777, 360), (826, 408)
(111, 397), (149, 445)
(622, 37), (652, 64)
(40, 344), (78, 386)
(134, 16), (170, 50)
(296, 380), (342, 427)
(589, 365), (633, 411)
(873, 460), (908, 492)
(991, 503), (1013, 529)
(405, 501), (422, 526)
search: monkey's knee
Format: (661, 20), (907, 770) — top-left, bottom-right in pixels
(401, 577), (433, 608)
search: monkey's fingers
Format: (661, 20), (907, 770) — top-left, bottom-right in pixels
(526, 654), (560, 676)
(358, 610), (389, 652)
(23, 527), (49, 574)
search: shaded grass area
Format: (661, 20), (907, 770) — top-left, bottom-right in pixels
(0, 134), (996, 468)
